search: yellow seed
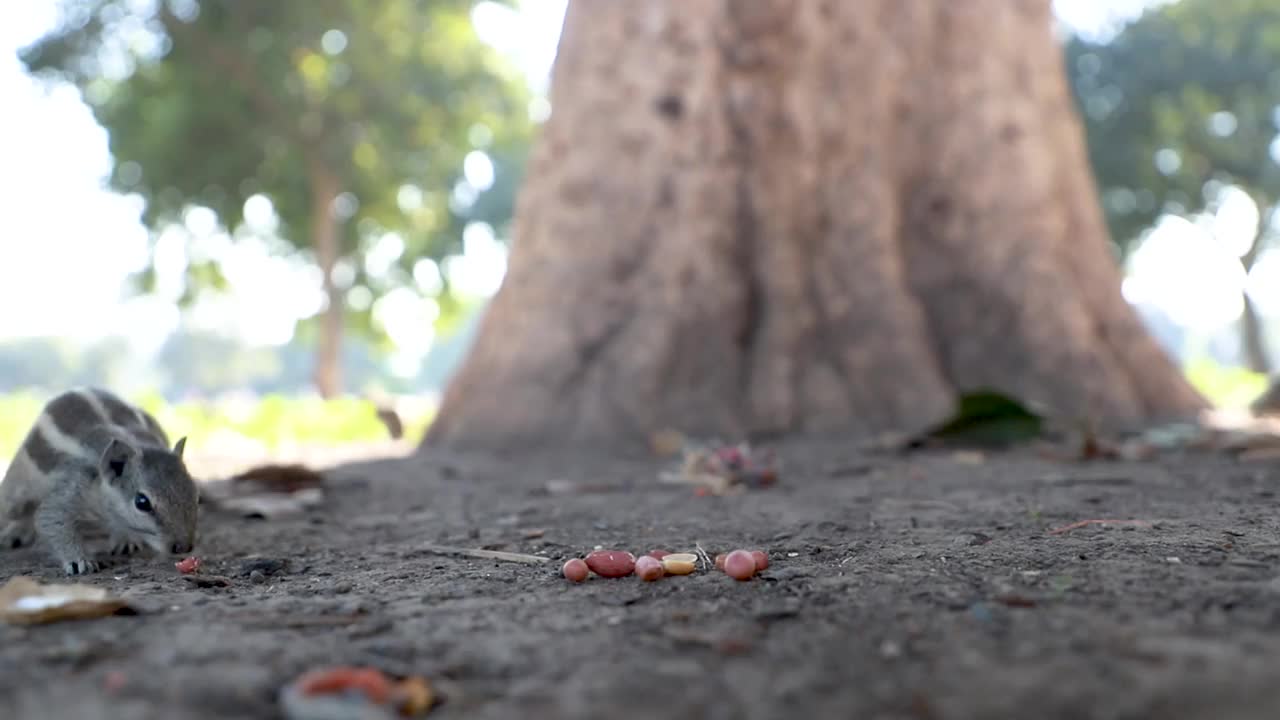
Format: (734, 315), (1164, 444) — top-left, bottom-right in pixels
(661, 553), (698, 575)
(391, 676), (434, 716)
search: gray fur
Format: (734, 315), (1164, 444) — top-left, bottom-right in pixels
(0, 388), (199, 575)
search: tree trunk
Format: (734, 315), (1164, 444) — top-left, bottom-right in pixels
(1241, 296), (1270, 374)
(1240, 232), (1270, 374)
(423, 0), (1208, 452)
(309, 162), (344, 399)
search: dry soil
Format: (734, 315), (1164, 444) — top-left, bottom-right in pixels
(3, 437), (1280, 719)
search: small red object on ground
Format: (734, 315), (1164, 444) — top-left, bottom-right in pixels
(584, 550), (636, 578)
(751, 550), (769, 571)
(562, 558), (589, 582)
(175, 556), (200, 574)
(295, 666), (393, 704)
(103, 671), (127, 693)
(635, 555), (664, 581)
(724, 550), (757, 580)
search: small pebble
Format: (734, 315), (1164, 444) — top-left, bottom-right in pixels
(332, 581), (354, 595)
(240, 557), (290, 577)
(250, 570), (267, 585)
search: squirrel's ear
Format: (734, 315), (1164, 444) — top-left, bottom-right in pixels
(99, 439), (136, 481)
(173, 436), (187, 458)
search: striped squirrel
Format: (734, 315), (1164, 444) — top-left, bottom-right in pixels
(0, 387), (199, 575)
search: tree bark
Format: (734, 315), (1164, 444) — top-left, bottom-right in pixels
(309, 162), (344, 399)
(423, 0), (1208, 452)
(1240, 232), (1271, 374)
(1241, 297), (1270, 374)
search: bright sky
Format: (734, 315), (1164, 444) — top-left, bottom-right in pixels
(0, 0), (568, 375)
(0, 0), (1270, 377)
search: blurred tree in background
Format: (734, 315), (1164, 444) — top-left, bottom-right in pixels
(1066, 0), (1280, 373)
(19, 0), (536, 397)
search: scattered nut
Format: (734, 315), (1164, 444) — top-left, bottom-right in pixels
(660, 552), (697, 575)
(724, 550), (756, 581)
(635, 556), (664, 581)
(175, 556), (200, 574)
(562, 558), (589, 583)
(646, 549), (671, 560)
(584, 550), (636, 578)
(390, 676), (434, 716)
(714, 553), (727, 571)
(751, 550), (769, 571)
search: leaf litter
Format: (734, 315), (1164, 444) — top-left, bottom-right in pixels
(0, 576), (138, 625)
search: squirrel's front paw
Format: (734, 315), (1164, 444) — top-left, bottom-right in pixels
(63, 558), (105, 575)
(109, 540), (142, 556)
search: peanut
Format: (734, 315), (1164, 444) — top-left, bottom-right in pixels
(751, 550), (769, 571)
(724, 550), (756, 580)
(635, 555), (664, 581)
(660, 552), (698, 575)
(562, 558), (589, 582)
(584, 550), (636, 578)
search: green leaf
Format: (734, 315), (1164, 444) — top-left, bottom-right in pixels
(921, 390), (1046, 447)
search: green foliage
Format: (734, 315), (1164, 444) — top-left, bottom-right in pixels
(1065, 0), (1280, 253)
(19, 0), (535, 339)
(919, 390), (1046, 447)
(0, 390), (435, 461)
(1183, 356), (1270, 408)
(0, 395), (46, 462)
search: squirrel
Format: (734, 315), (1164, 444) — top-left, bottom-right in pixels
(0, 387), (200, 575)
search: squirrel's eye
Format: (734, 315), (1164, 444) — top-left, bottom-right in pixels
(134, 493), (153, 513)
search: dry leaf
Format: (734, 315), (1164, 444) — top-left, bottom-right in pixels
(200, 463), (327, 519)
(213, 487), (324, 518)
(657, 440), (780, 495)
(1237, 446), (1280, 463)
(202, 481), (324, 519)
(0, 576), (136, 625)
(649, 428), (686, 457)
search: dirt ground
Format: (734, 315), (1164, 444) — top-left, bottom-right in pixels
(4, 435), (1280, 720)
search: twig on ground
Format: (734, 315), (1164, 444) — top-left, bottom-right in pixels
(416, 543), (550, 564)
(693, 541), (714, 571)
(236, 614), (367, 629)
(1047, 519), (1152, 535)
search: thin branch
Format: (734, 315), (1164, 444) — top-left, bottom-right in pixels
(415, 544), (550, 565)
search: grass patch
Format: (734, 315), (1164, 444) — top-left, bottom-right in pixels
(0, 390), (434, 461)
(1183, 358), (1268, 409)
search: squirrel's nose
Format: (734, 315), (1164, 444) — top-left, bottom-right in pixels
(172, 541), (193, 554)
